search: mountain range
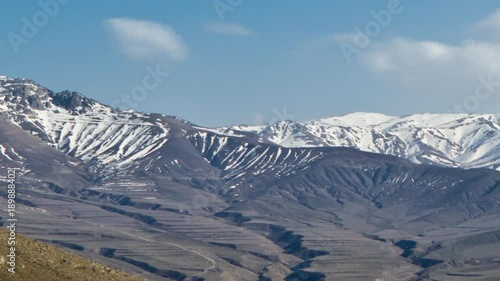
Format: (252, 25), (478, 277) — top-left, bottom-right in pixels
(0, 76), (499, 281)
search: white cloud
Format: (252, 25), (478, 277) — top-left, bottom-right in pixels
(468, 9), (500, 43)
(332, 33), (357, 44)
(204, 22), (252, 36)
(356, 11), (500, 77)
(104, 18), (188, 61)
(362, 38), (500, 78)
(472, 9), (500, 31)
(354, 38), (500, 103)
(308, 10), (500, 101)
(287, 11), (500, 113)
(363, 38), (458, 73)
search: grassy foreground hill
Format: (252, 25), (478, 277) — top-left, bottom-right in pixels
(0, 228), (149, 281)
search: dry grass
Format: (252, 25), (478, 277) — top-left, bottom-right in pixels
(0, 227), (149, 281)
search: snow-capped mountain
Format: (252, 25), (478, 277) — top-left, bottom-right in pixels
(0, 77), (329, 185)
(213, 112), (500, 171)
(1, 76), (499, 173)
(0, 76), (169, 169)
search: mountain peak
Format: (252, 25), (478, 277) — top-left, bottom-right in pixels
(50, 90), (99, 112)
(317, 112), (395, 127)
(0, 76), (109, 115)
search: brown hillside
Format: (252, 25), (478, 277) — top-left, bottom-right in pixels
(0, 227), (149, 281)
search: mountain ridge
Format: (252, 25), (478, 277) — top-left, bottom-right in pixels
(1, 75), (498, 173)
(214, 112), (500, 171)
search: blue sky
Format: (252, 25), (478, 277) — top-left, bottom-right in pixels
(1, 0), (500, 127)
